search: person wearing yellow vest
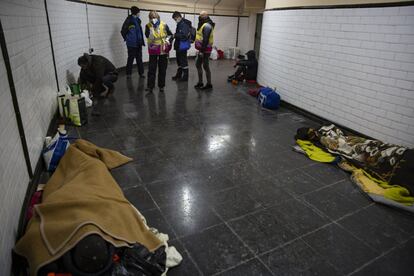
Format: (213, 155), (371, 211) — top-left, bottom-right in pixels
(194, 11), (215, 90)
(145, 11), (173, 93)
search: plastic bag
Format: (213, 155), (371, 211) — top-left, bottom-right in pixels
(258, 87), (281, 110)
(81, 90), (93, 107)
(42, 130), (70, 172)
(210, 47), (218, 60)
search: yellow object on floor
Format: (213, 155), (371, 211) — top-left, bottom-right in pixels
(340, 161), (414, 206)
(14, 139), (163, 275)
(296, 139), (336, 163)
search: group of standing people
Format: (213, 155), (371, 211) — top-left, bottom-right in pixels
(121, 6), (215, 93)
(77, 7), (215, 99)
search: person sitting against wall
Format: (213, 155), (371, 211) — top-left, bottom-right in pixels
(78, 53), (118, 98)
(121, 6), (145, 79)
(171, 11), (192, 82)
(145, 10), (173, 94)
(194, 11), (215, 90)
(227, 50), (258, 83)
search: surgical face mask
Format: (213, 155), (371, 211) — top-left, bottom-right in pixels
(151, 18), (158, 24)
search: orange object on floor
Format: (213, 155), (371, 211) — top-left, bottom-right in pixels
(231, 79), (238, 85)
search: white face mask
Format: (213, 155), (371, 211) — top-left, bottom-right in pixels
(175, 18), (182, 23)
(151, 18), (158, 24)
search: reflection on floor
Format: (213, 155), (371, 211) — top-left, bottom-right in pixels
(67, 59), (414, 276)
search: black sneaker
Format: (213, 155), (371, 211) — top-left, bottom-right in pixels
(194, 83), (203, 89)
(201, 84), (213, 90)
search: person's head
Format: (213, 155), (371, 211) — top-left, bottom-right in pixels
(77, 55), (89, 70)
(172, 11), (182, 23)
(131, 6), (140, 17)
(149, 10), (160, 25)
(199, 10), (208, 21)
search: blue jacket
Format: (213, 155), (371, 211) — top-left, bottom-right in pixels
(121, 15), (145, 47)
(174, 18), (192, 51)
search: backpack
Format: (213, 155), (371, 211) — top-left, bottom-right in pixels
(258, 87), (280, 110)
(189, 27), (196, 43)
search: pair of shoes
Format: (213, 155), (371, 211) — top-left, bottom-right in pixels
(201, 84), (213, 90)
(159, 87), (165, 92)
(194, 82), (203, 89)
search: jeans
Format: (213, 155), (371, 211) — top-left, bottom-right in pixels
(176, 50), (188, 69)
(147, 54), (168, 89)
(126, 46), (144, 76)
(196, 53), (211, 84)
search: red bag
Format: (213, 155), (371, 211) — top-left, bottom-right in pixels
(217, 49), (224, 59)
(248, 88), (260, 97)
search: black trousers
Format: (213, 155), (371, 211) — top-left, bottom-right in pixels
(126, 46), (144, 76)
(196, 53), (211, 84)
(176, 50), (188, 69)
(234, 66), (247, 80)
(147, 54), (168, 89)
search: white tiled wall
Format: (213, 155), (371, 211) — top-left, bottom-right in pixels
(47, 0), (90, 91)
(0, 0), (58, 168)
(258, 6), (414, 147)
(0, 27), (31, 276)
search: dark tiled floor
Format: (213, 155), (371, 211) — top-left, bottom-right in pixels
(71, 60), (414, 275)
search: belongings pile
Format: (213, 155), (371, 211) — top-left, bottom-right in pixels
(294, 124), (414, 212)
(58, 84), (92, 127)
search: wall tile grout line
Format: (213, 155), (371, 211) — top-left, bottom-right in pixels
(0, 19), (33, 178)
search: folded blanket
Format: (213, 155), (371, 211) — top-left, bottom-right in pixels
(15, 139), (162, 275)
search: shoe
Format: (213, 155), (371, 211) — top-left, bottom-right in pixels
(139, 74), (145, 79)
(159, 87), (165, 92)
(201, 84), (213, 90)
(180, 69), (189, 81)
(172, 68), (183, 80)
(126, 74), (131, 80)
(194, 82), (203, 89)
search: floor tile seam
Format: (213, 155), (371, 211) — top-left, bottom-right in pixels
(345, 243), (403, 276)
(141, 185), (179, 240)
(332, 221), (381, 254)
(175, 221), (226, 240)
(298, 236), (345, 276)
(217, 208), (272, 273)
(298, 177), (352, 198)
(256, 222), (334, 258)
(293, 195), (335, 222)
(172, 237), (206, 276)
(333, 206), (414, 246)
(209, 256), (274, 276)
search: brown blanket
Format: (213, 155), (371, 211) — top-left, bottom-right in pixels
(14, 139), (162, 275)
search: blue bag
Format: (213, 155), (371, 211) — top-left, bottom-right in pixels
(179, 40), (191, 51)
(42, 130), (71, 172)
(258, 87), (280, 110)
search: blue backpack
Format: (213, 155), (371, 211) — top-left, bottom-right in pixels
(258, 87), (280, 109)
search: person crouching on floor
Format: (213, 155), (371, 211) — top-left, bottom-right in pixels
(78, 53), (118, 98)
(227, 50), (258, 83)
(145, 10), (173, 94)
(171, 11), (192, 81)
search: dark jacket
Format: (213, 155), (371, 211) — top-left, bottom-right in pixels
(121, 15), (145, 47)
(79, 54), (117, 90)
(173, 18), (192, 51)
(197, 17), (215, 50)
(237, 50), (258, 80)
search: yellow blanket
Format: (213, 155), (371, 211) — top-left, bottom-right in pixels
(14, 139), (162, 275)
